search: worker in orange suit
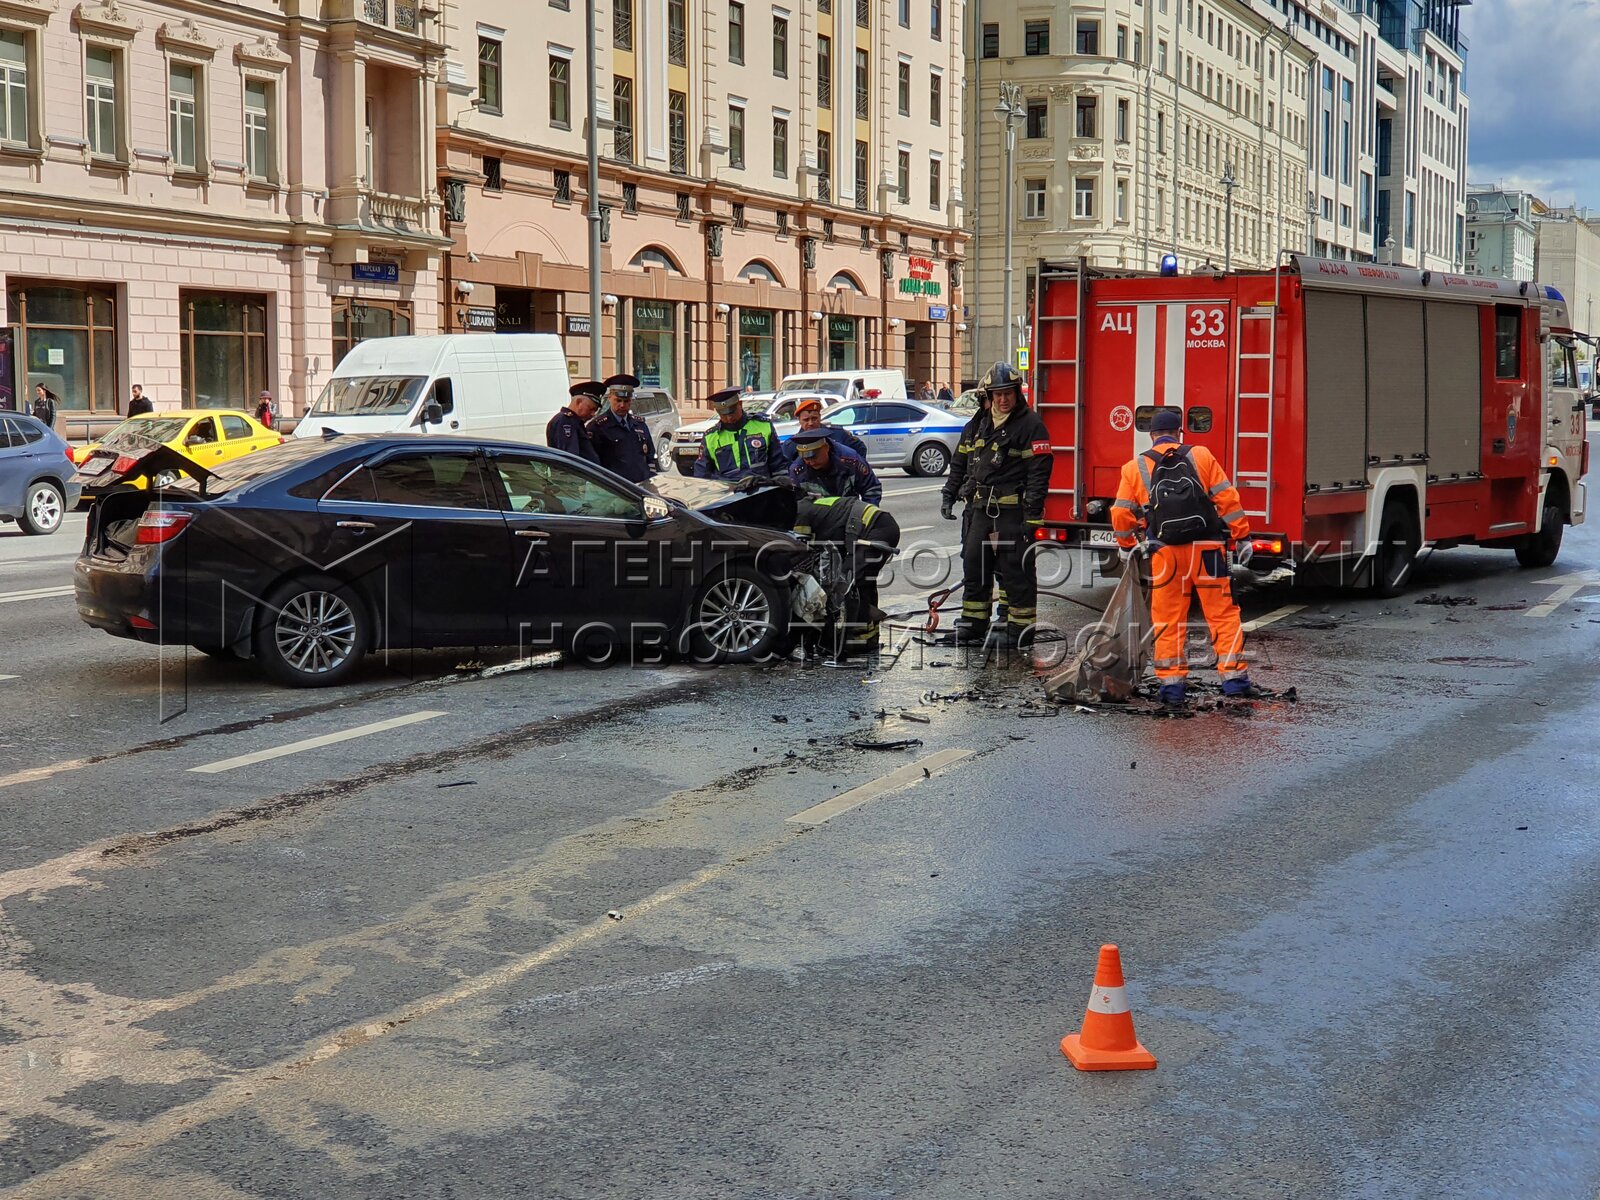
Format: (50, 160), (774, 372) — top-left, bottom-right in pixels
(1110, 407), (1257, 708)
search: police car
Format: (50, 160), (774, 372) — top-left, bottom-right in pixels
(773, 398), (965, 477)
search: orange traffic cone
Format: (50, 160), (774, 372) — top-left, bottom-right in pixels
(1060, 943), (1157, 1071)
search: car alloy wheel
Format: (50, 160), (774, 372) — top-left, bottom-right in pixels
(274, 589), (359, 677)
(913, 442), (950, 477)
(697, 575), (774, 657)
(21, 482), (64, 535)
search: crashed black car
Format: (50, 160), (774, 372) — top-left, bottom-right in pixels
(73, 434), (815, 686)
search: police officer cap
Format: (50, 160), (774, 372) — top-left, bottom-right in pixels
(604, 373), (640, 396)
(569, 380), (606, 401)
(707, 386), (744, 413)
(792, 430), (830, 452)
(981, 361), (1024, 392)
(1149, 407), (1183, 433)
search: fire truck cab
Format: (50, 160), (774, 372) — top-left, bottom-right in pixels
(1030, 255), (1589, 593)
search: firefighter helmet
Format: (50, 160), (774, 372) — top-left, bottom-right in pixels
(980, 361), (1024, 398)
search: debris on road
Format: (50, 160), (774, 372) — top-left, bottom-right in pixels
(1042, 568), (1148, 704)
(435, 780), (477, 790)
(1415, 593), (1477, 607)
(607, 910), (624, 921)
(852, 737), (925, 751)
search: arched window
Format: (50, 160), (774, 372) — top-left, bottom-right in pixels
(827, 271), (865, 293)
(628, 246), (685, 274)
(737, 259), (783, 284)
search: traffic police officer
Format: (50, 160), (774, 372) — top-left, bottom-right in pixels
(548, 381), (604, 463)
(788, 431), (883, 503)
(940, 362), (1053, 647)
(783, 397), (870, 463)
(794, 493), (901, 652)
(694, 386), (787, 480)
(589, 372), (657, 482)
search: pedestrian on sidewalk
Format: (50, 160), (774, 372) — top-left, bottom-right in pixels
(254, 390), (275, 429)
(127, 384), (153, 417)
(31, 384), (58, 431)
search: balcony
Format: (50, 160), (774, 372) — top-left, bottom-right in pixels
(363, 190), (434, 232)
(356, 0), (421, 34)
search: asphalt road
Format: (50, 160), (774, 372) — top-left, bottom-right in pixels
(3, 459), (1600, 1199)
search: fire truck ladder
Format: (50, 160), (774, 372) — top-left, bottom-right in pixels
(1035, 258), (1088, 520)
(1231, 302), (1277, 526)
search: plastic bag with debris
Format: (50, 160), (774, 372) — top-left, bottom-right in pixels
(1043, 565), (1151, 703)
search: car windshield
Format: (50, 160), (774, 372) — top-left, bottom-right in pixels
(776, 378), (850, 399)
(167, 439), (347, 497)
(101, 417), (191, 448)
(309, 376), (426, 417)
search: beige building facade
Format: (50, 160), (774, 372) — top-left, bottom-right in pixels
(439, 0), (968, 401)
(0, 0), (447, 428)
(1535, 209), (1600, 348)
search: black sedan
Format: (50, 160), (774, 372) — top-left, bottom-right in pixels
(74, 435), (812, 686)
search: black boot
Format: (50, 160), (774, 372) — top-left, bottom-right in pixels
(953, 618), (990, 645)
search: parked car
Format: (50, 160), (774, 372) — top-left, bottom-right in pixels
(774, 369), (909, 404)
(773, 398), (967, 477)
(1, 412), (80, 535)
(71, 410), (281, 500)
(947, 389), (983, 417)
(669, 391), (804, 475)
(626, 386), (681, 464)
(74, 435), (817, 687)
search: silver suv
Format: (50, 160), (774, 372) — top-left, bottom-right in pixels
(626, 387), (681, 464)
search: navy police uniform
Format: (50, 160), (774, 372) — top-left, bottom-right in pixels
(548, 381), (604, 464)
(590, 373), (657, 482)
(787, 438), (883, 504)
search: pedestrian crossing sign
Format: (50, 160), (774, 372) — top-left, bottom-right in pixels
(1016, 346), (1030, 371)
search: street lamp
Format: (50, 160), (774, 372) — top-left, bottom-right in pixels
(1220, 163), (1238, 272)
(994, 80), (1025, 362)
(1306, 193), (1319, 257)
(585, 0), (603, 379)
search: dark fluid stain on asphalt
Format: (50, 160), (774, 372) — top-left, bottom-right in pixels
(1426, 656), (1532, 669)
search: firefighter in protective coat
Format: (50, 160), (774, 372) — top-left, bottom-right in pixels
(1110, 406), (1257, 708)
(940, 362), (1053, 647)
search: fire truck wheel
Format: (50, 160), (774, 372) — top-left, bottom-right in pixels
(1371, 501), (1419, 598)
(1515, 501), (1565, 569)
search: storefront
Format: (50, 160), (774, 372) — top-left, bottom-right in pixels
(736, 309), (778, 391)
(825, 315), (860, 371)
(630, 299), (678, 394)
(179, 291), (270, 409)
(332, 298), (414, 365)
(4, 281), (118, 413)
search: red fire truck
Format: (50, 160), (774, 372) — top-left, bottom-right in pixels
(1029, 255), (1590, 592)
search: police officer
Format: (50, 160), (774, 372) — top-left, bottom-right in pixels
(694, 386), (786, 480)
(940, 362), (1053, 647)
(783, 397), (870, 463)
(589, 373), (656, 482)
(788, 430), (883, 503)
(548, 381), (604, 463)
(794, 493), (901, 653)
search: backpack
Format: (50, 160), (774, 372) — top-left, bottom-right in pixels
(1142, 446), (1226, 545)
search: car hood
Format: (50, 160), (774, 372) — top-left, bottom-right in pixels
(646, 473), (798, 530)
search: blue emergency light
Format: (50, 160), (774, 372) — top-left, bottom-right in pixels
(1158, 254), (1179, 276)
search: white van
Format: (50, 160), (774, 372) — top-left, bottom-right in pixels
(294, 335), (570, 443)
(774, 369), (908, 406)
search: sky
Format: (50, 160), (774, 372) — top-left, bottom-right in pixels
(1462, 0), (1600, 208)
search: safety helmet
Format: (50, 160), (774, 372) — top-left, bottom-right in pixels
(980, 361), (1024, 395)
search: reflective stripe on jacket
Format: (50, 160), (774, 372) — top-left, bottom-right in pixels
(1110, 441), (1250, 550)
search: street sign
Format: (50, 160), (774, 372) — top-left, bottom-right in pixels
(353, 261), (400, 283)
(1016, 346), (1030, 371)
(929, 305), (948, 321)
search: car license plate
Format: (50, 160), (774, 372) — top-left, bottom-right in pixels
(1086, 528), (1119, 546)
(80, 456), (113, 476)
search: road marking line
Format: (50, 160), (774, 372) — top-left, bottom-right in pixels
(188, 710), (446, 775)
(786, 748), (974, 825)
(0, 585), (73, 604)
(900, 524), (933, 533)
(1526, 584), (1588, 619)
(881, 483), (947, 496)
(0, 675), (16, 681)
(1242, 604), (1305, 632)
(0, 757), (93, 791)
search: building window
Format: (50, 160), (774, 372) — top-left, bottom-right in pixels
(1404, 191), (1415, 248)
(728, 104), (745, 168)
(896, 147), (910, 204)
(729, 3), (745, 64)
(929, 71), (941, 125)
(981, 23), (998, 58)
(84, 45), (120, 160)
(772, 13), (788, 77)
(554, 168), (571, 201)
(1074, 176), (1095, 218)
(1023, 178), (1046, 220)
(622, 182), (638, 213)
(168, 63), (200, 172)
(855, 48), (869, 119)
(669, 90), (687, 174)
(5, 282), (118, 412)
(1116, 24), (1127, 58)
(897, 60), (910, 116)
(1075, 95), (1096, 138)
(898, 0), (909, 27)
(1115, 178), (1128, 221)
(483, 155), (502, 190)
(854, 139), (868, 209)
(930, 0), (941, 39)
(772, 115), (788, 177)
(549, 53), (571, 129)
(668, 0), (687, 65)
(1075, 20), (1099, 55)
(1116, 98), (1129, 142)
(244, 79), (274, 181)
(818, 35), (831, 108)
(855, 0), (868, 29)
(613, 76), (634, 163)
(1024, 20), (1050, 56)
(1156, 110), (1165, 154)
(613, 0), (633, 49)
(777, 210), (789, 235)
(929, 156), (941, 209)
(676, 192), (691, 219)
(817, 130), (832, 201)
(0, 29), (30, 147)
(180, 291), (269, 409)
(1134, 31), (1143, 63)
(332, 299), (412, 366)
(1157, 39), (1167, 74)
(477, 35), (502, 113)
(1025, 101), (1047, 139)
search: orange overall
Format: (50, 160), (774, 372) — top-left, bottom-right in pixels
(1110, 441), (1251, 685)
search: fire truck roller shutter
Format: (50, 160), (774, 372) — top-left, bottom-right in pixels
(1365, 296), (1428, 464)
(1424, 301), (1483, 481)
(1303, 290), (1369, 491)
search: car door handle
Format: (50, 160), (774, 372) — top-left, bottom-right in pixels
(516, 528), (550, 541)
(337, 520), (377, 531)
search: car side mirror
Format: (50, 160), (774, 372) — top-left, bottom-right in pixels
(642, 496), (670, 521)
(419, 401), (445, 427)
(1573, 401), (1587, 413)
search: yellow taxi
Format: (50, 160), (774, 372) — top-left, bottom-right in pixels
(71, 409), (282, 493)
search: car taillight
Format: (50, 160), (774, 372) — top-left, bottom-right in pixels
(135, 509), (193, 544)
(112, 455), (139, 474)
(277, 435), (286, 444)
(1251, 537), (1286, 556)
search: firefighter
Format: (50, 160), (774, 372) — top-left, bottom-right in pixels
(784, 397), (870, 463)
(1110, 406), (1257, 707)
(694, 386), (787, 481)
(794, 493), (901, 652)
(940, 362), (1052, 647)
(590, 373), (657, 482)
(787, 430), (883, 503)
(548, 381), (604, 463)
